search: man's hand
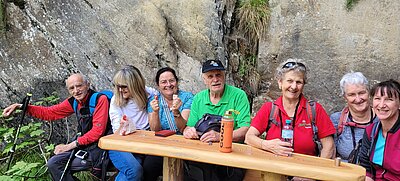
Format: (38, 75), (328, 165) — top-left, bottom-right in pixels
(2, 103), (22, 117)
(54, 142), (77, 155)
(183, 127), (198, 139)
(200, 130), (220, 142)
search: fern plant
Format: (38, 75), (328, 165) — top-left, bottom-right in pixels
(0, 92), (59, 180)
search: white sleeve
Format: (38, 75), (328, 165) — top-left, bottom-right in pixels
(109, 96), (123, 133)
(145, 86), (159, 96)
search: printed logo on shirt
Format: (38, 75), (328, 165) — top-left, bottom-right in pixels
(298, 120), (311, 128)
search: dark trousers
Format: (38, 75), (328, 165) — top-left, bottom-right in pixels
(47, 151), (92, 181)
(143, 155), (163, 181)
(184, 161), (245, 181)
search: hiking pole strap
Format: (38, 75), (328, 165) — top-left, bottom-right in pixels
(7, 93), (32, 171)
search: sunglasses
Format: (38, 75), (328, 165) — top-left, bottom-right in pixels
(114, 84), (128, 89)
(282, 62), (306, 70)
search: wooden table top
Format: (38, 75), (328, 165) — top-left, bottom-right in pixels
(99, 130), (365, 181)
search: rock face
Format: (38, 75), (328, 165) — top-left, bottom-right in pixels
(1, 0), (399, 118)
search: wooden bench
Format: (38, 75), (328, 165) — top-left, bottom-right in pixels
(99, 130), (365, 181)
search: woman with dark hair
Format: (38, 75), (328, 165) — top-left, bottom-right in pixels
(359, 79), (400, 181)
(108, 65), (157, 181)
(143, 67), (193, 181)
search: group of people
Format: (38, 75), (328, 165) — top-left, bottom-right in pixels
(2, 59), (399, 181)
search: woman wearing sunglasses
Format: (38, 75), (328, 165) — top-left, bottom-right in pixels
(143, 67), (193, 181)
(245, 59), (336, 162)
(108, 65), (157, 181)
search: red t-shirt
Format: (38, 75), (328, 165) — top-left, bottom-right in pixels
(27, 93), (109, 146)
(251, 95), (335, 156)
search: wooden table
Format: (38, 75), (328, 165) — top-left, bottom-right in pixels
(99, 130), (365, 181)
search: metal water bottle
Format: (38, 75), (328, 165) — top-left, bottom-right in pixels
(219, 110), (235, 153)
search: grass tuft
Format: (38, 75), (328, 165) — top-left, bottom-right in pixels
(237, 0), (270, 51)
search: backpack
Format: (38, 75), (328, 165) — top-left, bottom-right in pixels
(348, 121), (379, 164)
(194, 113), (222, 137)
(72, 90), (114, 115)
(70, 89), (114, 180)
(267, 100), (322, 156)
(337, 107), (370, 136)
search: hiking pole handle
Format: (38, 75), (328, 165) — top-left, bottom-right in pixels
(7, 93), (32, 171)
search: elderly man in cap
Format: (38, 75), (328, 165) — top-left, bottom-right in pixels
(183, 59), (251, 181)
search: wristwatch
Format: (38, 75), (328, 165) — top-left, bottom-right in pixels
(75, 140), (80, 148)
(174, 112), (181, 118)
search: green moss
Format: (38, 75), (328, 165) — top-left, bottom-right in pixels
(0, 0), (5, 33)
(346, 0), (360, 10)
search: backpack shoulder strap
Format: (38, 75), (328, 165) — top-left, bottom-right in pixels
(88, 92), (100, 115)
(306, 100), (322, 156)
(337, 107), (350, 135)
(267, 102), (280, 132)
(368, 122), (380, 155)
(67, 96), (79, 114)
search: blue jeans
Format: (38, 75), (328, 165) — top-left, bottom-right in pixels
(109, 150), (143, 181)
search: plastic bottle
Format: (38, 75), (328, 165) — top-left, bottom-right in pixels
(219, 110), (239, 153)
(282, 119), (293, 145)
(119, 115), (128, 135)
(119, 115), (136, 135)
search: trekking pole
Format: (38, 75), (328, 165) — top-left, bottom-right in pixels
(7, 93), (32, 171)
(59, 133), (81, 181)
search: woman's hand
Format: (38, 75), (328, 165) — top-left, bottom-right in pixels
(150, 95), (160, 112)
(262, 138), (293, 157)
(171, 94), (182, 111)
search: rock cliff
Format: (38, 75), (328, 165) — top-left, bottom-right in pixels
(1, 0), (399, 116)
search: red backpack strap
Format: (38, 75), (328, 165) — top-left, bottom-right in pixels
(267, 102), (280, 132)
(337, 107), (349, 136)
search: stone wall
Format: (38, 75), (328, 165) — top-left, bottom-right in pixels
(1, 0), (399, 116)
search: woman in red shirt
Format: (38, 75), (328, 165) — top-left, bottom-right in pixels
(245, 59), (335, 159)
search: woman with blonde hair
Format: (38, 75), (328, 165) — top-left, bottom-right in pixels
(108, 65), (157, 181)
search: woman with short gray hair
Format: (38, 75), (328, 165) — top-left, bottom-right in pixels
(246, 59), (336, 161)
(330, 72), (377, 163)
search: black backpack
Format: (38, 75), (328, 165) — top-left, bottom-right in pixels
(194, 113), (222, 137)
(348, 122), (379, 164)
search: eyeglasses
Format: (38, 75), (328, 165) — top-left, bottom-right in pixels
(114, 84), (128, 89)
(282, 62), (306, 70)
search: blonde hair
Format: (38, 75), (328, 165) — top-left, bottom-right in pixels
(112, 65), (147, 109)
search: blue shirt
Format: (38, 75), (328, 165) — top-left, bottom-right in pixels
(373, 129), (385, 166)
(148, 90), (193, 131)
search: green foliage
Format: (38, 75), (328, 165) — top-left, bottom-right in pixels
(0, 93), (59, 179)
(237, 0), (270, 51)
(0, 0), (5, 34)
(239, 54), (257, 77)
(346, 0), (360, 10)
